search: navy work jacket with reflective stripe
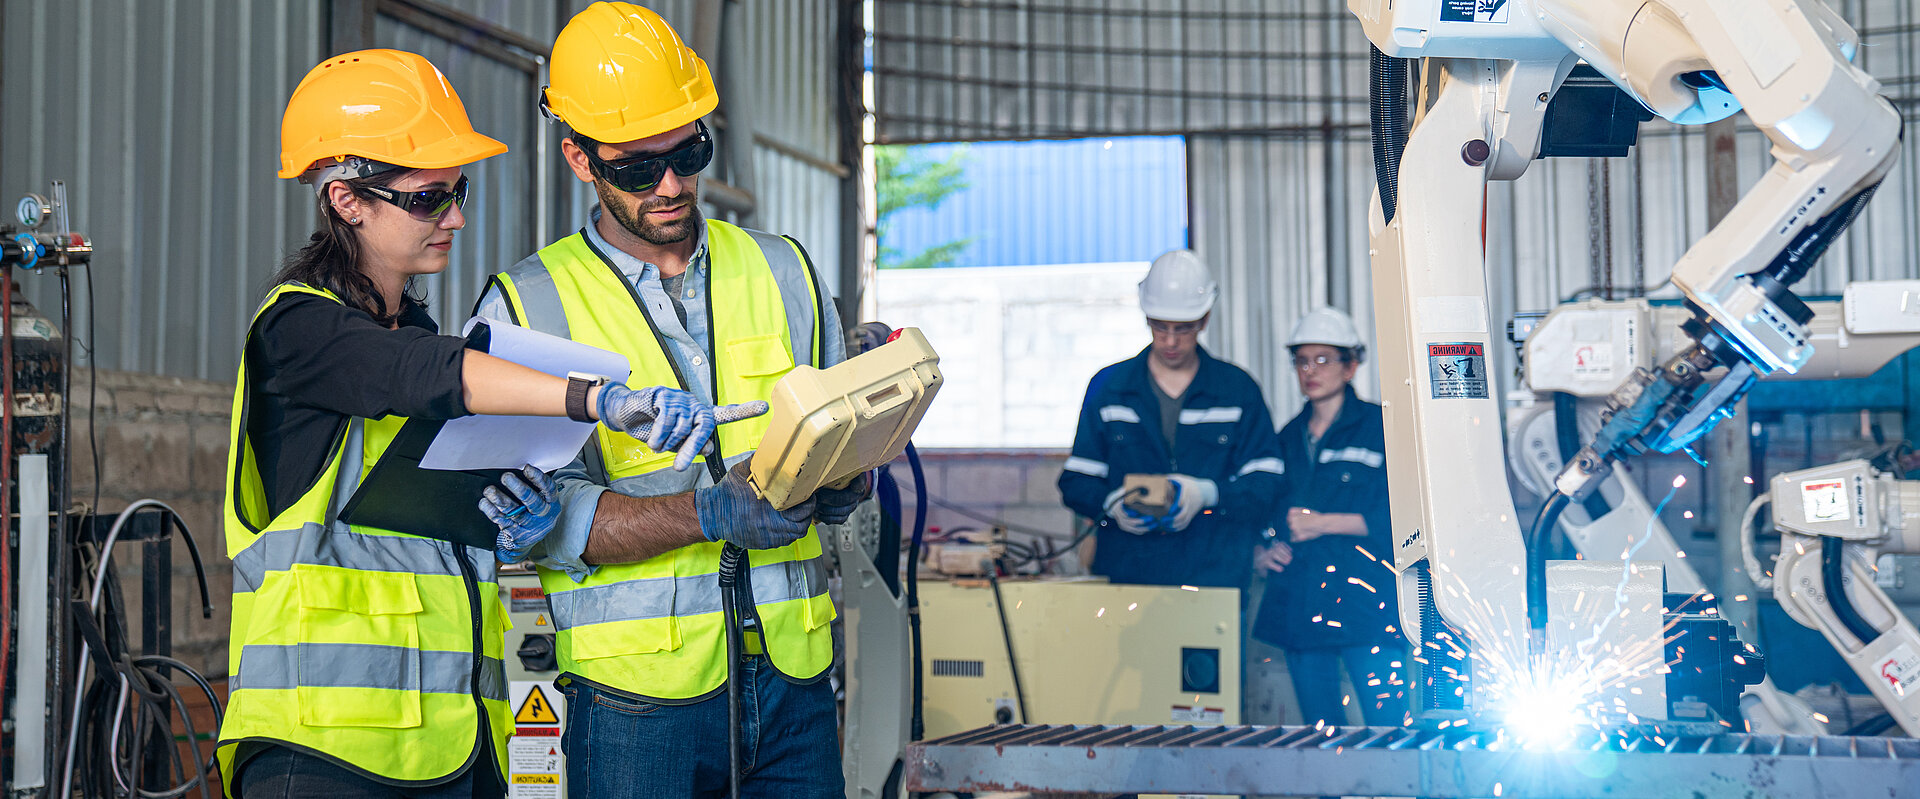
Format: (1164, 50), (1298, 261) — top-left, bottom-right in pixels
(1252, 385), (1402, 650)
(1058, 346), (1283, 589)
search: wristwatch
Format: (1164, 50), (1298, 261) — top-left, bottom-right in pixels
(565, 371), (609, 423)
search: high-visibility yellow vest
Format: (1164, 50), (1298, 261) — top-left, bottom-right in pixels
(487, 219), (834, 699)
(216, 283), (510, 790)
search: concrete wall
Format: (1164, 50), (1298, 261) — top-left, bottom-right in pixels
(70, 368), (236, 679)
(874, 263), (1153, 448)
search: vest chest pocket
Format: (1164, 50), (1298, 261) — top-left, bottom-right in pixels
(293, 565), (425, 728)
(723, 334), (794, 443)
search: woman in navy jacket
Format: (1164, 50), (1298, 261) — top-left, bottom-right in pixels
(1252, 308), (1409, 727)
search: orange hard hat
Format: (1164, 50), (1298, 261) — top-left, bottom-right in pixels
(278, 49), (506, 179)
(542, 2), (718, 143)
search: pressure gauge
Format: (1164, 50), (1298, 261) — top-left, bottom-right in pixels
(15, 194), (51, 230)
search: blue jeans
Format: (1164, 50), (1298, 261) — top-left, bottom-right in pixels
(234, 743), (504, 798)
(1288, 643), (1409, 727)
(561, 655), (843, 798)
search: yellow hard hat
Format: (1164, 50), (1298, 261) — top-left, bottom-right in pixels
(542, 2), (718, 144)
(278, 49), (507, 179)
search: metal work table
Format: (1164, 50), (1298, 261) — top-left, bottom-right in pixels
(906, 723), (1920, 797)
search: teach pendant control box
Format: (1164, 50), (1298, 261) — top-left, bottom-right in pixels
(751, 327), (942, 510)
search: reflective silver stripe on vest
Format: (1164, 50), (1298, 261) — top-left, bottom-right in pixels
(497, 255), (571, 339)
(739, 227), (819, 369)
(231, 523), (498, 594)
(235, 642), (507, 700)
(233, 417), (497, 594)
(545, 555), (828, 631)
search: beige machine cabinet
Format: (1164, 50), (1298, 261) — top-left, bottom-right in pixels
(499, 570), (567, 798)
(751, 328), (942, 510)
(917, 579), (1240, 738)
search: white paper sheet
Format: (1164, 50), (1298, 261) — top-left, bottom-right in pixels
(419, 319), (631, 472)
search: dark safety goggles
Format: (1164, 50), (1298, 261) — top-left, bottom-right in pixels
(359, 174), (470, 223)
(581, 121), (714, 193)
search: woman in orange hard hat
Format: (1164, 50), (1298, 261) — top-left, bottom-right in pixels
(215, 49), (763, 797)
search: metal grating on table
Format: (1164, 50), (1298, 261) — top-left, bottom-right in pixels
(906, 724), (1920, 798)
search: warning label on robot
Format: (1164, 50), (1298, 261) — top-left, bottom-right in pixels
(1880, 645), (1920, 694)
(1800, 479), (1850, 523)
(1427, 343), (1488, 399)
(1440, 0), (1510, 23)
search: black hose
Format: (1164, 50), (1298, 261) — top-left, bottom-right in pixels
(1841, 712), (1900, 737)
(905, 443), (928, 741)
(986, 569), (1030, 724)
(718, 542), (747, 799)
(1527, 492), (1572, 656)
(1553, 393), (1612, 520)
(1762, 180), (1882, 290)
(875, 468), (903, 596)
(1822, 538), (1881, 647)
(1369, 45), (1410, 225)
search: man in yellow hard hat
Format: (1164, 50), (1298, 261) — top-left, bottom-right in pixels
(470, 3), (858, 796)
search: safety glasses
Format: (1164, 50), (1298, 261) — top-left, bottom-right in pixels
(358, 174), (469, 223)
(581, 121), (714, 193)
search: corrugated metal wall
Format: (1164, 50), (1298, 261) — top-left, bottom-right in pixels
(873, 0), (1362, 143)
(873, 0), (1920, 426)
(1, 0), (849, 381)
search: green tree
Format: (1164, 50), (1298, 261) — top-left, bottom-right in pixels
(876, 144), (973, 269)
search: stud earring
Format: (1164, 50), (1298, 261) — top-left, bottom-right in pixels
(350, 217), (360, 224)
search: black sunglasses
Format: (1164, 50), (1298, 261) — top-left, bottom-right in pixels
(581, 121), (714, 193)
(359, 174), (469, 223)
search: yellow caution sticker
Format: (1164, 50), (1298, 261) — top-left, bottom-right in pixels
(535, 613), (549, 627)
(511, 774), (560, 785)
(515, 685), (560, 724)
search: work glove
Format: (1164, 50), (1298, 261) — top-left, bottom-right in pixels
(597, 384), (770, 472)
(695, 460), (816, 550)
(1164, 474), (1219, 532)
(480, 465), (561, 564)
(811, 470), (874, 526)
(1102, 485), (1154, 535)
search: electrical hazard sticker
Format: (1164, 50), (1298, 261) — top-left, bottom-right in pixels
(1427, 343), (1488, 399)
(515, 686), (560, 724)
(1441, 0), (1510, 23)
(1879, 645), (1920, 696)
(1801, 479), (1849, 523)
(508, 680), (565, 799)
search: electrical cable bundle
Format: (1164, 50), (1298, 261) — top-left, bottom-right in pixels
(61, 501), (221, 799)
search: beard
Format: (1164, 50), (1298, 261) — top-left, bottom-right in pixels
(597, 179), (703, 246)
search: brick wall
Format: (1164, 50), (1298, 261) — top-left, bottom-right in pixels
(69, 368), (235, 679)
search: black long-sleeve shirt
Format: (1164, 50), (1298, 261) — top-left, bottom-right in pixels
(245, 293), (470, 516)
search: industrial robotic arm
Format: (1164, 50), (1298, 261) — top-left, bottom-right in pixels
(1764, 460), (1920, 736)
(1353, 0), (1900, 720)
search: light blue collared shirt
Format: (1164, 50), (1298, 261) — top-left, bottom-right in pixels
(472, 206), (844, 579)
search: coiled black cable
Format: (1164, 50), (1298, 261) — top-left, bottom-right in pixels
(1370, 45), (1410, 225)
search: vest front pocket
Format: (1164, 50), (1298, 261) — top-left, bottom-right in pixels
(293, 565), (425, 728)
(723, 333), (795, 443)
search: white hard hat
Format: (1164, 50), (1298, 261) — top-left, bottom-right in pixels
(1139, 249), (1218, 322)
(1287, 307), (1367, 363)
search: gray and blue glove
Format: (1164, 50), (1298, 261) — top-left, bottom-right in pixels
(481, 465), (560, 563)
(811, 470), (874, 526)
(596, 384), (770, 472)
(695, 460), (816, 549)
